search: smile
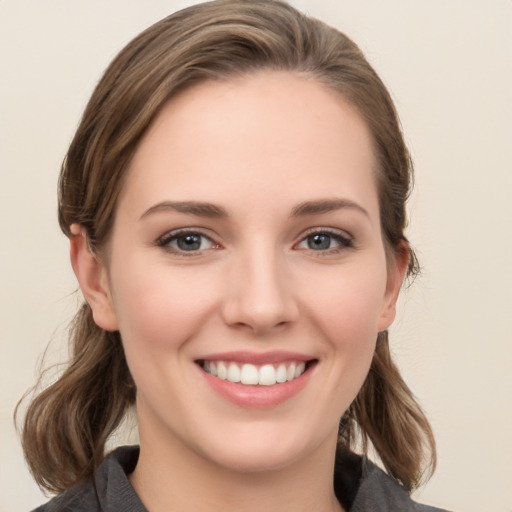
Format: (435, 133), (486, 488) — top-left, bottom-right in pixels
(201, 360), (309, 386)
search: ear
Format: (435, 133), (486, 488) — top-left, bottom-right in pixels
(69, 224), (118, 331)
(377, 242), (409, 332)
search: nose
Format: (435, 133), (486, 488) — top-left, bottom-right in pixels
(221, 243), (299, 335)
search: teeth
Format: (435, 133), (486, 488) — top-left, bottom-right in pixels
(295, 362), (305, 378)
(217, 361), (227, 380)
(240, 364), (259, 385)
(227, 363), (241, 383)
(258, 364), (276, 386)
(276, 364), (287, 383)
(203, 360), (308, 386)
(286, 363), (296, 382)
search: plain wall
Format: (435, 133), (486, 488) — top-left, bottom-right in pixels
(1, 1), (511, 511)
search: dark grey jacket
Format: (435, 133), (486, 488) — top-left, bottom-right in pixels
(33, 446), (449, 511)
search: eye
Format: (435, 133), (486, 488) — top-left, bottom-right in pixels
(296, 230), (353, 252)
(157, 230), (219, 254)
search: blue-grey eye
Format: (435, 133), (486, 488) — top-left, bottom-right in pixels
(307, 233), (332, 250)
(176, 233), (203, 251)
(297, 231), (352, 251)
(159, 231), (216, 252)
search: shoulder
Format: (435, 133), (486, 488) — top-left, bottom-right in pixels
(334, 451), (450, 512)
(31, 479), (99, 512)
(353, 458), (450, 512)
(31, 446), (145, 512)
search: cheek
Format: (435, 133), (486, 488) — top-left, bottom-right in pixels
(302, 261), (388, 340)
(108, 259), (219, 352)
(107, 264), (221, 410)
(300, 259), (387, 391)
(293, 264), (386, 426)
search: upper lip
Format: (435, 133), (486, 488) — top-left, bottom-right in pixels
(196, 351), (315, 365)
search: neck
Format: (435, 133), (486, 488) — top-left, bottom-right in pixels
(130, 420), (344, 512)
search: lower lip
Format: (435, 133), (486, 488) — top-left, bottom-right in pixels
(198, 364), (313, 408)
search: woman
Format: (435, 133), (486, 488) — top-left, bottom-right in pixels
(19, 1), (448, 510)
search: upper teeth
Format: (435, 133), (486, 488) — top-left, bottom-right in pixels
(203, 361), (306, 386)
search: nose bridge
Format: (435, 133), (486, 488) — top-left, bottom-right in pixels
(222, 236), (297, 332)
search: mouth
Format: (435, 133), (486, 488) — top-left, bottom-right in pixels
(196, 359), (318, 387)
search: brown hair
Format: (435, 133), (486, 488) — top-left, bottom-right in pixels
(18, 0), (435, 495)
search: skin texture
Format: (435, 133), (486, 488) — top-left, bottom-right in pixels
(70, 71), (407, 512)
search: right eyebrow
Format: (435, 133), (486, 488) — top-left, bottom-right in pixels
(139, 201), (228, 220)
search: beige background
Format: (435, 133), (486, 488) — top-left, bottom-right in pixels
(1, 1), (511, 511)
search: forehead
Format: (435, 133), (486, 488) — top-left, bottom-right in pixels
(119, 71), (379, 220)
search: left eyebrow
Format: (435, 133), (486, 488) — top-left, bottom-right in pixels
(290, 198), (370, 219)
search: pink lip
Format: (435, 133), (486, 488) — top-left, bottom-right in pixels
(196, 350), (313, 365)
(196, 354), (317, 408)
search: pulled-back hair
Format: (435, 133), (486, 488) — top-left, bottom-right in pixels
(18, 0), (435, 495)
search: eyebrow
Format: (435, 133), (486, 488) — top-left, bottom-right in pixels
(290, 198), (369, 218)
(139, 201), (228, 220)
(139, 198), (369, 221)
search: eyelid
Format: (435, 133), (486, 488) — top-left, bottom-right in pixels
(299, 226), (353, 241)
(156, 227), (222, 255)
(294, 227), (354, 252)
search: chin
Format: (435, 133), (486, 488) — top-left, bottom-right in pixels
(204, 446), (303, 474)
(191, 422), (333, 475)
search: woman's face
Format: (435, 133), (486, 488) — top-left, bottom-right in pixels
(88, 71), (404, 473)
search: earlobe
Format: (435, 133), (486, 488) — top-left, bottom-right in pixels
(69, 224), (118, 331)
(377, 242), (409, 332)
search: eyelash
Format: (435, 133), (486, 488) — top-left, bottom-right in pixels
(157, 229), (219, 257)
(295, 228), (354, 255)
(156, 228), (354, 256)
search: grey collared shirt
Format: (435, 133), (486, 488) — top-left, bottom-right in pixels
(33, 446), (450, 512)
